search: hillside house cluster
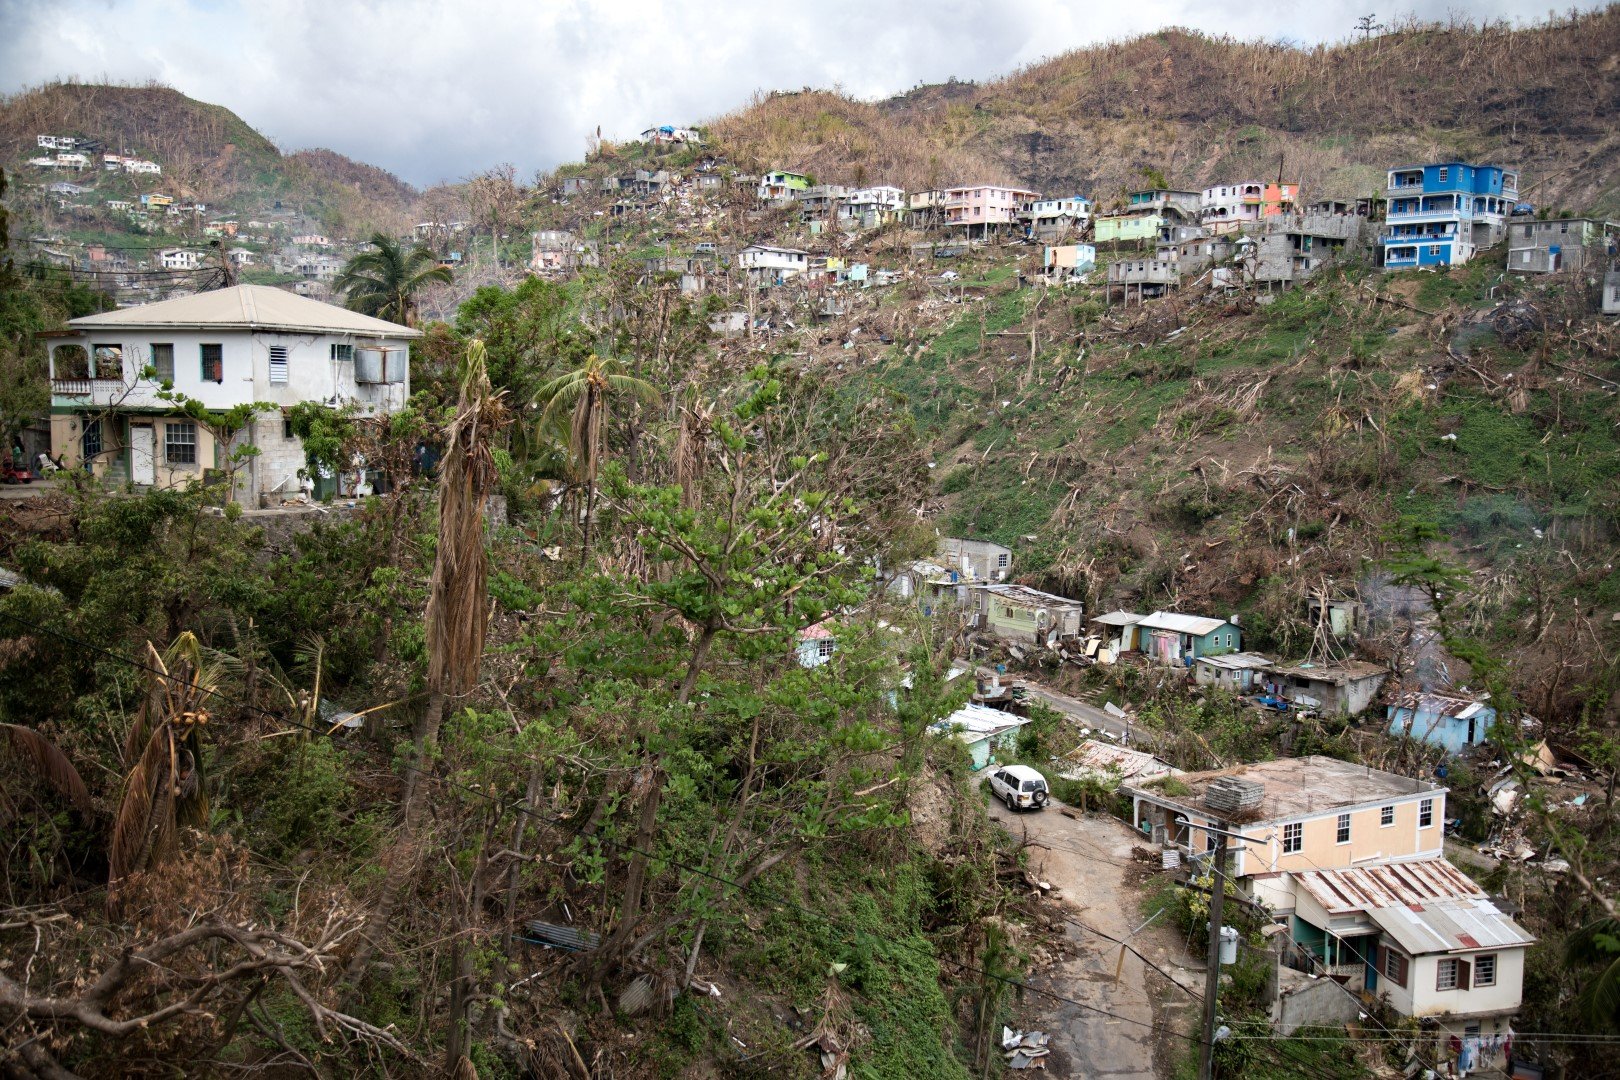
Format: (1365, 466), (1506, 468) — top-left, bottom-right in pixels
(1125, 756), (1529, 1065)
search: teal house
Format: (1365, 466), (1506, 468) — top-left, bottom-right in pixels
(1136, 611), (1241, 667)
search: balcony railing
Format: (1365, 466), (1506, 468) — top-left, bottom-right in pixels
(51, 377), (132, 397)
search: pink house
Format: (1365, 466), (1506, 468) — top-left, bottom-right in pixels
(943, 184), (1042, 235)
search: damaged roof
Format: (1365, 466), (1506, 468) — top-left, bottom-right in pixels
(1371, 898), (1534, 956)
(978, 583), (1084, 609)
(1391, 691), (1491, 719)
(1090, 610), (1145, 626)
(1058, 739), (1178, 782)
(1267, 660), (1387, 685)
(1137, 611), (1230, 636)
(1294, 858), (1485, 915)
(1195, 652), (1274, 671)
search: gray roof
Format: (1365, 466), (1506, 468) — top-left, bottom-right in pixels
(1091, 610), (1145, 626)
(1370, 898), (1534, 956)
(1125, 755), (1443, 825)
(66, 284), (421, 338)
(1195, 652), (1273, 671)
(1137, 611), (1229, 636)
(979, 583), (1084, 610)
(1267, 660), (1387, 685)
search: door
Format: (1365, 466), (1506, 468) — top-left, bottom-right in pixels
(130, 423), (156, 486)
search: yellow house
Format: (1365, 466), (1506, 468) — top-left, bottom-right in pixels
(1125, 757), (1529, 1061)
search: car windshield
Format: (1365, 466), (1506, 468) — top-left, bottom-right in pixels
(1022, 779), (1047, 792)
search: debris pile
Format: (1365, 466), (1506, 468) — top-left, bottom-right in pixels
(1002, 1027), (1052, 1069)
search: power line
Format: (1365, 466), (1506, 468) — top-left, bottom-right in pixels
(0, 606), (1602, 1059)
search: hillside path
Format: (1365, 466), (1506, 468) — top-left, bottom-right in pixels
(987, 796), (1200, 1078)
(977, 667), (1130, 739)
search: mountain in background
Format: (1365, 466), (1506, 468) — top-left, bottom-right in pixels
(0, 81), (418, 234)
(705, 9), (1620, 214)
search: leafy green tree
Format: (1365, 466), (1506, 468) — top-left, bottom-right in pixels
(335, 231), (453, 326)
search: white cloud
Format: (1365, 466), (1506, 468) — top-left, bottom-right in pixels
(0, 0), (1598, 187)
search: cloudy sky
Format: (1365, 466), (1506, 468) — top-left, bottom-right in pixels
(0, 0), (1599, 188)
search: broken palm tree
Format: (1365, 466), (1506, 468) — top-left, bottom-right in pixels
(108, 633), (217, 911)
(343, 339), (507, 1003)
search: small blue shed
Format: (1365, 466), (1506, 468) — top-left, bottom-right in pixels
(1387, 692), (1496, 753)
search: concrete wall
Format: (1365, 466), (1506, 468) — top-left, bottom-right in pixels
(1236, 794), (1446, 878)
(1404, 948), (1525, 1019)
(1272, 972), (1360, 1035)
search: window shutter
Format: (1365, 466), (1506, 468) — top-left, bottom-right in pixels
(1457, 959), (1471, 990)
(269, 345), (289, 385)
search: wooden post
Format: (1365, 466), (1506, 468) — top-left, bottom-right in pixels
(1199, 827), (1229, 1080)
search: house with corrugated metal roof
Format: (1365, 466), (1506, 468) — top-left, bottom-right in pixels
(973, 583), (1084, 647)
(928, 703), (1031, 770)
(1291, 859), (1532, 1051)
(1387, 691), (1497, 753)
(1192, 652), (1273, 693)
(1135, 611), (1241, 665)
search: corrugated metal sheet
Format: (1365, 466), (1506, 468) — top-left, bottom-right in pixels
(929, 703), (1029, 743)
(1369, 898), (1534, 955)
(1296, 858), (1484, 914)
(1090, 610), (1145, 626)
(1137, 611), (1228, 636)
(1059, 739), (1177, 782)
(979, 583), (1085, 610)
(522, 921), (601, 953)
(1195, 652), (1273, 671)
(1392, 691), (1488, 718)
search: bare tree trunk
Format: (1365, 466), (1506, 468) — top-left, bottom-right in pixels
(342, 687), (446, 993)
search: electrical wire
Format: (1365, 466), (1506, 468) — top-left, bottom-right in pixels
(1, 606), (1605, 1056)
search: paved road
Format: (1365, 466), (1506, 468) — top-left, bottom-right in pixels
(987, 796), (1199, 1079)
(979, 666), (1132, 740)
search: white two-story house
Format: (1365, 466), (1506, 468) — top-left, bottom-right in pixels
(45, 285), (418, 504)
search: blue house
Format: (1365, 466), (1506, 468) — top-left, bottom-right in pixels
(1387, 692), (1496, 754)
(795, 621), (836, 668)
(1382, 162), (1519, 270)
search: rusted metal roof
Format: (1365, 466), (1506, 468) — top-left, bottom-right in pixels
(1265, 660), (1387, 685)
(523, 921), (601, 953)
(1370, 898), (1535, 955)
(1391, 691), (1489, 719)
(1295, 858), (1484, 915)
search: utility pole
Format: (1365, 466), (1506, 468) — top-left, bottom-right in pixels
(1198, 826), (1229, 1080)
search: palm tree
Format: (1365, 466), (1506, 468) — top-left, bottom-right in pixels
(335, 232), (452, 326)
(532, 353), (658, 562)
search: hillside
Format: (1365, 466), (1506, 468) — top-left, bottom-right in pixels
(709, 9), (1620, 213)
(0, 80), (418, 230)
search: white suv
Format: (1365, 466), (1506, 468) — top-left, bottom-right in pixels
(989, 765), (1050, 812)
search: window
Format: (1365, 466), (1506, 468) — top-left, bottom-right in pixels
(1474, 954), (1496, 987)
(1282, 822), (1303, 854)
(92, 344), (123, 379)
(330, 343), (354, 362)
(151, 343), (174, 383)
(816, 639), (835, 659)
(200, 343), (223, 383)
(1383, 948), (1409, 988)
(1427, 245), (1442, 257)
(1336, 813), (1351, 844)
(1381, 805), (1395, 827)
(1435, 957), (1470, 991)
(269, 344), (289, 384)
(997, 553), (1010, 568)
(1206, 828), (1218, 853)
(1419, 798), (1434, 828)
(1438, 167), (1449, 182)
(53, 344), (90, 379)
(283, 415), (295, 440)
(81, 418), (102, 461)
(164, 421), (197, 466)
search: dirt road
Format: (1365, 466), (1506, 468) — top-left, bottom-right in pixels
(988, 796), (1201, 1078)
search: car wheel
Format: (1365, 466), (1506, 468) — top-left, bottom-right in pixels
(1005, 793), (1016, 812)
